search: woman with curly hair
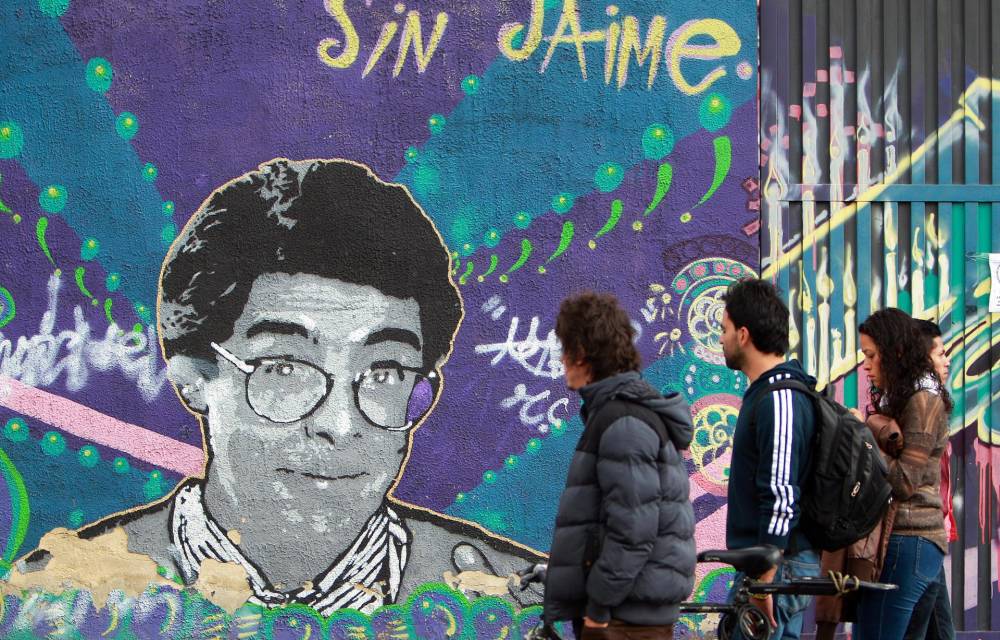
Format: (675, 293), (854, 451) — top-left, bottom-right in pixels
(854, 308), (953, 640)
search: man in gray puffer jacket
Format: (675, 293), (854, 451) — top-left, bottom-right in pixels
(544, 292), (696, 639)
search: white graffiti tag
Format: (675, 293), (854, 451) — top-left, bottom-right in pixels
(475, 315), (563, 380)
(0, 274), (168, 401)
(500, 383), (569, 429)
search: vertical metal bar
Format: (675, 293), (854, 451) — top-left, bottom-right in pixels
(989, 0), (1000, 629)
(910, 0), (928, 319)
(881, 0), (899, 311)
(952, 0), (969, 627)
(828, 0), (848, 396)
(965, 0), (994, 629)
(855, 0), (875, 396)
(842, 0), (861, 408)
(789, 0), (805, 364)
(800, 0), (819, 380)
(935, 0), (963, 621)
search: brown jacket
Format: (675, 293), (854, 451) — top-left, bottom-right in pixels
(815, 415), (901, 638)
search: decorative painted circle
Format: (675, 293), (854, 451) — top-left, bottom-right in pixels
(642, 123), (675, 160)
(686, 284), (728, 354)
(0, 122), (25, 159)
(672, 258), (758, 355)
(689, 396), (740, 488)
(38, 185), (67, 213)
(85, 58), (113, 93)
(0, 287), (14, 328)
(115, 112), (139, 140)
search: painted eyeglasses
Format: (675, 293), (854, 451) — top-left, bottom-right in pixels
(211, 342), (437, 430)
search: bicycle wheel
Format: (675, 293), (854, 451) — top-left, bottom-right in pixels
(718, 611), (737, 640)
(738, 605), (770, 640)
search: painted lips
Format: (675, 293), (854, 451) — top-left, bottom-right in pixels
(275, 467), (368, 482)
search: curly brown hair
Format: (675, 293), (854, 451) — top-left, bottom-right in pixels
(859, 308), (953, 418)
(555, 291), (641, 381)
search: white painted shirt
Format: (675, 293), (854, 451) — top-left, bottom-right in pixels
(170, 483), (411, 614)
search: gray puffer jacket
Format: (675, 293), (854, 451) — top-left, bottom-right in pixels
(543, 371), (696, 626)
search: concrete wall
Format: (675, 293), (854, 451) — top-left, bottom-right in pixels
(0, 0), (757, 637)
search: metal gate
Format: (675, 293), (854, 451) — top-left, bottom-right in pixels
(760, 0), (1000, 632)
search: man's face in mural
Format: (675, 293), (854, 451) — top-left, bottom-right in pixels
(198, 272), (421, 533)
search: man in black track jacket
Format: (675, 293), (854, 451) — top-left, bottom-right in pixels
(720, 279), (820, 640)
(543, 292), (696, 640)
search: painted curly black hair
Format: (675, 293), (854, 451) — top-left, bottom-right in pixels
(555, 291), (641, 381)
(859, 308), (953, 418)
(158, 158), (462, 372)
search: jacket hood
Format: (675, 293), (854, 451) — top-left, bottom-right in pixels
(579, 371), (693, 451)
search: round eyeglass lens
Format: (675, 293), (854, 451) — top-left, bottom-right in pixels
(358, 366), (432, 429)
(247, 359), (329, 423)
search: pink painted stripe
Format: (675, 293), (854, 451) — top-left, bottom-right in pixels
(0, 375), (205, 477)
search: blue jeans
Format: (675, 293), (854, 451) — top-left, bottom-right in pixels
(856, 535), (945, 640)
(726, 550), (821, 640)
(902, 566), (955, 640)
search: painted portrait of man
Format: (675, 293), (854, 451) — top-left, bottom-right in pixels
(48, 158), (541, 613)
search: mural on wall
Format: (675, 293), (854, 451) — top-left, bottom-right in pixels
(759, 0), (1000, 630)
(0, 0), (758, 637)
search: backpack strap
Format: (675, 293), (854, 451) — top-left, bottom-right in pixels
(751, 379), (818, 414)
(576, 398), (668, 454)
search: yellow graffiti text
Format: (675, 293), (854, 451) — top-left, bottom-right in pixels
(498, 1), (741, 93)
(318, 1), (449, 78)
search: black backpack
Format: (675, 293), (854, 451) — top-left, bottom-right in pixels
(757, 379), (893, 552)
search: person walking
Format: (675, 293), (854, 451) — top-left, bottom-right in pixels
(854, 309), (953, 640)
(901, 319), (956, 640)
(719, 279), (821, 640)
(543, 291), (696, 640)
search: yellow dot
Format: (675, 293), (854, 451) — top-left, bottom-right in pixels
(88, 240), (95, 248)
(48, 187), (58, 197)
(477, 275), (484, 282)
(11, 424), (19, 431)
(95, 65), (105, 75)
(607, 166), (615, 174)
(680, 212), (692, 223)
(559, 197), (566, 204)
(588, 239), (596, 249)
(83, 450), (91, 456)
(124, 118), (133, 126)
(499, 275), (509, 283)
(49, 435), (57, 442)
(91, 299), (98, 306)
(654, 129), (663, 138)
(632, 221), (643, 231)
(538, 266), (546, 274)
(54, 268), (62, 277)
(0, 127), (10, 137)
(12, 214), (21, 224)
